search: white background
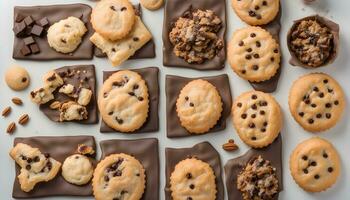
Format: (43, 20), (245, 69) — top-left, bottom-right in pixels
(1, 0), (349, 199)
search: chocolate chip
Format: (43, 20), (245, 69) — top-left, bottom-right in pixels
(303, 169), (308, 174)
(308, 119), (314, 124)
(111, 48), (116, 52)
(186, 173), (192, 179)
(304, 99), (310, 104)
(27, 158), (33, 163)
(323, 153), (328, 158)
(237, 102), (242, 107)
(252, 65), (259, 70)
(256, 41), (261, 47)
(262, 1), (268, 6)
(249, 10), (256, 17)
(313, 87), (319, 92)
(21, 155), (27, 160)
(128, 92), (135, 96)
(60, 38), (67, 44)
(319, 92), (324, 98)
(245, 54), (252, 60)
(133, 37), (139, 41)
(274, 49), (279, 53)
(185, 96), (189, 101)
(270, 57), (275, 62)
(250, 33), (256, 38)
(189, 103), (194, 107)
(251, 114), (256, 118)
(316, 113), (322, 118)
(22, 77), (27, 83)
(108, 111), (113, 115)
(33, 156), (40, 162)
(187, 197), (193, 200)
(251, 104), (257, 110)
(299, 112), (304, 117)
(121, 7), (127, 11)
(251, 136), (257, 140)
(260, 110), (265, 115)
(249, 123), (255, 128)
(116, 117), (123, 124)
(114, 170), (122, 176)
(26, 165), (31, 170)
(328, 88), (333, 93)
(255, 5), (260, 10)
(253, 53), (259, 58)
(241, 113), (247, 119)
(326, 113), (331, 119)
(311, 103), (317, 108)
(325, 103), (332, 108)
(323, 79), (328, 84)
(246, 48), (252, 52)
(239, 41), (244, 46)
(263, 121), (268, 126)
(302, 155), (308, 160)
(334, 100), (339, 105)
(261, 128), (266, 132)
(110, 6), (116, 11)
(241, 70), (246, 74)
(133, 84), (139, 90)
(328, 167), (333, 173)
(252, 94), (257, 99)
(44, 153), (50, 158)
(256, 14), (262, 20)
(138, 97), (144, 101)
(260, 101), (268, 106)
(189, 184), (195, 189)
(310, 161), (317, 166)
(104, 176), (109, 182)
(314, 174), (320, 179)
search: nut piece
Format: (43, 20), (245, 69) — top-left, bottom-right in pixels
(59, 101), (88, 122)
(222, 139), (239, 151)
(2, 106), (11, 117)
(7, 122), (16, 134)
(49, 101), (62, 110)
(12, 97), (23, 105)
(18, 114), (29, 125)
(77, 88), (92, 106)
(77, 144), (95, 155)
(30, 86), (54, 105)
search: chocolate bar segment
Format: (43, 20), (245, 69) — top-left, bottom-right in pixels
(12, 136), (96, 198)
(100, 138), (159, 200)
(166, 74), (232, 138)
(224, 135), (283, 200)
(100, 67), (159, 133)
(162, 0), (226, 70)
(39, 65), (98, 124)
(165, 142), (224, 200)
(13, 4), (94, 60)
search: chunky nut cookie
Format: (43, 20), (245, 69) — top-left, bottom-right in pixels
(169, 9), (223, 64)
(232, 0), (280, 25)
(92, 153), (146, 200)
(228, 26), (281, 82)
(289, 73), (345, 132)
(176, 79), (223, 134)
(10, 143), (61, 192)
(5, 65), (30, 91)
(232, 91), (282, 148)
(90, 16), (152, 66)
(290, 137), (340, 192)
(140, 0), (163, 10)
(237, 156), (279, 200)
(170, 158), (217, 200)
(59, 101), (88, 122)
(30, 86), (54, 105)
(91, 0), (136, 41)
(47, 16), (87, 54)
(289, 18), (334, 68)
(98, 70), (149, 132)
(62, 154), (94, 185)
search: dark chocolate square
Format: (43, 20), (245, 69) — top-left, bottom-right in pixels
(24, 15), (34, 26)
(100, 67), (159, 133)
(12, 135), (96, 198)
(13, 4), (94, 60)
(100, 138), (159, 200)
(20, 45), (31, 56)
(165, 142), (224, 200)
(29, 43), (40, 54)
(39, 65), (98, 124)
(248, 9), (282, 93)
(31, 25), (44, 36)
(13, 21), (26, 36)
(162, 0), (226, 70)
(224, 135), (283, 200)
(94, 4), (156, 59)
(37, 17), (49, 27)
(166, 74), (232, 138)
(23, 36), (35, 45)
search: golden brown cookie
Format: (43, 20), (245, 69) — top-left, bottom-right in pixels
(5, 65), (30, 91)
(140, 0), (164, 10)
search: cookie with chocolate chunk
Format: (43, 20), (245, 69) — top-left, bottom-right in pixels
(228, 26), (281, 82)
(232, 91), (282, 148)
(290, 137), (340, 192)
(170, 158), (217, 200)
(287, 15), (339, 68)
(98, 70), (149, 132)
(92, 153), (146, 200)
(5, 65), (30, 91)
(62, 154), (94, 185)
(176, 79), (223, 134)
(289, 73), (345, 132)
(232, 0), (280, 25)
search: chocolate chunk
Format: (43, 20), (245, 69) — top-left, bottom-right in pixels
(37, 17), (50, 27)
(31, 25), (44, 37)
(20, 45), (31, 56)
(23, 36), (35, 45)
(13, 21), (27, 37)
(24, 15), (34, 26)
(29, 43), (40, 54)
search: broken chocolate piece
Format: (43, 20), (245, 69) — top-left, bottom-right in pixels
(13, 21), (27, 37)
(31, 25), (44, 36)
(23, 15), (34, 26)
(20, 45), (31, 56)
(23, 36), (35, 46)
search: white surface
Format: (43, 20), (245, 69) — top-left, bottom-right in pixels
(0, 0), (349, 199)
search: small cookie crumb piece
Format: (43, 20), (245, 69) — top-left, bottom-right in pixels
(77, 88), (92, 106)
(237, 156), (279, 200)
(59, 84), (76, 97)
(59, 101), (88, 122)
(169, 9), (223, 64)
(30, 87), (54, 105)
(43, 71), (64, 91)
(77, 144), (95, 155)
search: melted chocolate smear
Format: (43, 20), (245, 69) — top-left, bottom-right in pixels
(287, 15), (339, 68)
(39, 65), (98, 124)
(100, 67), (159, 133)
(94, 4), (156, 59)
(162, 0), (226, 70)
(100, 138), (159, 200)
(249, 8), (282, 93)
(224, 135), (283, 200)
(165, 142), (224, 200)
(166, 74), (232, 138)
(13, 4), (94, 60)
(12, 136), (96, 198)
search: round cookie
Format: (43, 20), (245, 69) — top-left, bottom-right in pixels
(62, 154), (94, 185)
(290, 137), (340, 192)
(228, 26), (281, 82)
(5, 65), (30, 91)
(170, 158), (217, 200)
(92, 153), (146, 200)
(140, 0), (163, 10)
(289, 73), (345, 132)
(47, 16), (87, 54)
(176, 79), (223, 134)
(98, 70), (149, 132)
(232, 0), (280, 25)
(232, 90), (282, 148)
(91, 0), (136, 41)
